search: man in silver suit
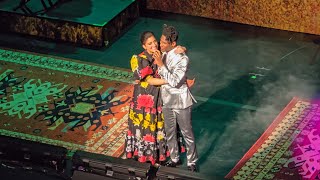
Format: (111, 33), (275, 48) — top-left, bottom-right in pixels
(153, 25), (198, 172)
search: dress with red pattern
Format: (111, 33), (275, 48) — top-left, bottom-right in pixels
(125, 51), (167, 165)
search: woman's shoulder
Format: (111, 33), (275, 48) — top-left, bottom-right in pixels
(132, 51), (147, 58)
(130, 52), (149, 70)
(131, 52), (149, 63)
(138, 52), (148, 59)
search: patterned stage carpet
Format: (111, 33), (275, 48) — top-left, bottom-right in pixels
(226, 97), (320, 180)
(0, 48), (133, 157)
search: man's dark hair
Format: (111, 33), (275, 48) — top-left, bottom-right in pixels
(140, 31), (155, 45)
(162, 24), (179, 43)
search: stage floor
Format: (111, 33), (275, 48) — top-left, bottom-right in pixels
(1, 11), (320, 179)
(0, 0), (135, 26)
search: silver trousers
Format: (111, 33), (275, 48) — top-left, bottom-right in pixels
(163, 106), (198, 166)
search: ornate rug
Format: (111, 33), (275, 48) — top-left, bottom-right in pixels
(0, 48), (133, 157)
(226, 97), (320, 180)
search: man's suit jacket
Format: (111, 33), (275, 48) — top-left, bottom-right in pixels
(158, 47), (195, 109)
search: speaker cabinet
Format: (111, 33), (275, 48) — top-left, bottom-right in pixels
(0, 135), (67, 177)
(156, 166), (204, 180)
(73, 150), (151, 180)
(73, 170), (116, 180)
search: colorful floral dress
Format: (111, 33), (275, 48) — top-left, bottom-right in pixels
(125, 51), (167, 165)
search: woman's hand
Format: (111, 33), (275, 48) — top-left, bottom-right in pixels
(174, 45), (187, 54)
(187, 78), (195, 88)
(153, 50), (164, 67)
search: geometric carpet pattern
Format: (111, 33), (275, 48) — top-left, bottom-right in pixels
(0, 48), (133, 157)
(226, 97), (320, 180)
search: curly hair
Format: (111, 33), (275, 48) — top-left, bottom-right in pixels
(162, 24), (179, 43)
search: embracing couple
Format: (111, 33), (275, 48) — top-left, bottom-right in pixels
(125, 24), (198, 172)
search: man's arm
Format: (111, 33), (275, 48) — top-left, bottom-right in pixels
(158, 56), (188, 88)
(146, 77), (168, 85)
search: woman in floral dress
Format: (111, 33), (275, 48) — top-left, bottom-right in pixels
(125, 31), (168, 165)
(125, 31), (187, 165)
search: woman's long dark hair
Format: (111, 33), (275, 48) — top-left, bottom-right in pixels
(140, 31), (155, 45)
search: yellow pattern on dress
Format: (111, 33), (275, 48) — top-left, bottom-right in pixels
(138, 113), (143, 122)
(149, 123), (156, 132)
(139, 54), (147, 59)
(130, 110), (141, 127)
(143, 118), (150, 129)
(157, 131), (164, 141)
(130, 109), (163, 131)
(140, 81), (149, 88)
(157, 120), (164, 129)
(145, 113), (151, 121)
(133, 117), (141, 126)
(129, 109), (135, 120)
(130, 55), (138, 72)
(140, 75), (152, 88)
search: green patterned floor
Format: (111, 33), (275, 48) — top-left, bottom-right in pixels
(0, 48), (133, 158)
(0, 48), (132, 83)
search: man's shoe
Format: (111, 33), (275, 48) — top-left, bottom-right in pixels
(187, 164), (198, 172)
(164, 159), (182, 167)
